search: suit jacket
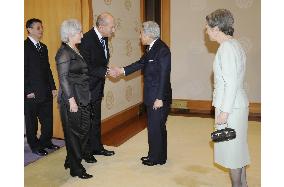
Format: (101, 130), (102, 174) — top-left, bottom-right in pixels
(79, 28), (110, 101)
(212, 39), (249, 113)
(124, 39), (172, 106)
(24, 37), (56, 102)
(55, 43), (91, 106)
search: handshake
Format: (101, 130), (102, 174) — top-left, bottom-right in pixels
(107, 67), (125, 78)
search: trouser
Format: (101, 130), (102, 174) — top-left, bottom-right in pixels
(24, 98), (53, 151)
(146, 102), (170, 163)
(85, 100), (104, 154)
(59, 103), (91, 175)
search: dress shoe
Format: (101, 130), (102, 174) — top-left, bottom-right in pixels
(64, 162), (70, 170)
(84, 155), (97, 163)
(46, 144), (60, 150)
(93, 149), (115, 156)
(71, 172), (93, 179)
(142, 160), (166, 166)
(32, 149), (48, 156)
(141, 156), (149, 162)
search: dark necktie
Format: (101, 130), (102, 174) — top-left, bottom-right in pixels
(100, 38), (107, 58)
(35, 43), (41, 52)
(146, 46), (150, 53)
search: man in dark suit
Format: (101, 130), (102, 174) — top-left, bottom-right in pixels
(114, 21), (172, 166)
(24, 18), (59, 156)
(79, 12), (116, 161)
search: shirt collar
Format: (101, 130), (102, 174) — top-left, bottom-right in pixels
(94, 27), (103, 40)
(28, 36), (40, 46)
(149, 38), (158, 50)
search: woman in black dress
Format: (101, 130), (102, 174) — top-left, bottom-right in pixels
(55, 19), (92, 179)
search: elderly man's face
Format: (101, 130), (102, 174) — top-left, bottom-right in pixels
(139, 30), (150, 45)
(27, 22), (43, 40)
(100, 16), (116, 37)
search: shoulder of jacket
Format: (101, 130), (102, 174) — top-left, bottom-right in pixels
(40, 42), (47, 48)
(84, 29), (95, 37)
(56, 45), (71, 58)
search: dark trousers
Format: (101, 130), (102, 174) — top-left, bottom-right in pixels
(24, 99), (53, 151)
(59, 103), (91, 175)
(85, 100), (104, 154)
(146, 102), (170, 163)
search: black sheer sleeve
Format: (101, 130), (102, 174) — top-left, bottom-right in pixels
(55, 48), (74, 99)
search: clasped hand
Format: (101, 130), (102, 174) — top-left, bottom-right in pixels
(153, 99), (163, 110)
(216, 112), (229, 125)
(107, 67), (124, 78)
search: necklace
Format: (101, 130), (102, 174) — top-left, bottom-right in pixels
(67, 43), (83, 58)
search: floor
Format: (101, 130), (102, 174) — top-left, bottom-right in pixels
(24, 115), (261, 187)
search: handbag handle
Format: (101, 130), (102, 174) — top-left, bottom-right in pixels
(214, 122), (228, 129)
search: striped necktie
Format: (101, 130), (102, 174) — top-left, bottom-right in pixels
(100, 38), (107, 59)
(35, 42), (41, 52)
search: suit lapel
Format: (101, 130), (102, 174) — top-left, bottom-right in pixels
(65, 44), (87, 65)
(92, 29), (108, 60)
(145, 39), (161, 59)
(26, 37), (39, 53)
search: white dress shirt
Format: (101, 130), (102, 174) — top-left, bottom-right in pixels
(94, 27), (107, 59)
(148, 39), (158, 51)
(28, 36), (40, 48)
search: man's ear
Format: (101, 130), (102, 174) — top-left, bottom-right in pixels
(27, 27), (33, 34)
(98, 25), (103, 31)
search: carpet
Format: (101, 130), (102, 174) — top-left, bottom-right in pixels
(24, 116), (260, 187)
(24, 137), (65, 166)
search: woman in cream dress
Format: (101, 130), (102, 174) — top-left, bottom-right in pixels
(205, 9), (250, 187)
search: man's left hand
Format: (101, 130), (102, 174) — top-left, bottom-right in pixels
(153, 99), (163, 110)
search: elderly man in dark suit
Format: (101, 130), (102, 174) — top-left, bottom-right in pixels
(114, 21), (172, 166)
(24, 18), (59, 156)
(79, 12), (116, 162)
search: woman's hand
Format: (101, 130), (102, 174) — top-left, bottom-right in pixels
(216, 112), (229, 125)
(52, 90), (57, 98)
(153, 99), (163, 110)
(68, 97), (78, 112)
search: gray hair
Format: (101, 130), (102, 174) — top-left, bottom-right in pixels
(142, 21), (160, 39)
(60, 19), (82, 43)
(206, 9), (234, 36)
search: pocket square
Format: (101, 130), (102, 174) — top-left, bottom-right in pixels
(148, 59), (154, 62)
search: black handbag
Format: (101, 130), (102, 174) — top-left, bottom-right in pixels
(211, 123), (236, 142)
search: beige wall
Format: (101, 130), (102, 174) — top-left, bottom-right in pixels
(92, 0), (143, 120)
(171, 0), (261, 102)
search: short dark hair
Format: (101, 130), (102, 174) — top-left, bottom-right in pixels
(206, 9), (234, 36)
(26, 18), (42, 29)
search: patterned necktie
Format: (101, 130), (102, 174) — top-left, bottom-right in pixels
(35, 42), (41, 52)
(100, 38), (107, 59)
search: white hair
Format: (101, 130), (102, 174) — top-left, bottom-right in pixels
(142, 21), (160, 39)
(60, 19), (82, 43)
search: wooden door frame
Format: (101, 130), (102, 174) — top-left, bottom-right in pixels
(161, 0), (170, 47)
(140, 0), (170, 47)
